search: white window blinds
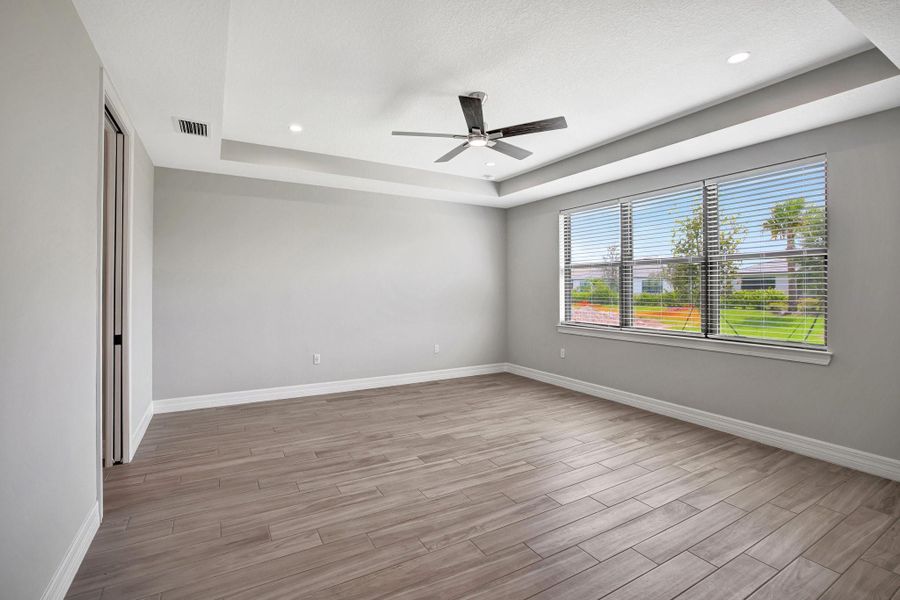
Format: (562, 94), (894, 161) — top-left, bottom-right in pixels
(712, 160), (827, 346)
(560, 157), (828, 350)
(630, 186), (704, 334)
(563, 204), (621, 327)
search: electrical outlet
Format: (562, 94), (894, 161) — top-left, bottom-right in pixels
(434, 344), (440, 354)
(560, 348), (566, 359)
(313, 353), (321, 365)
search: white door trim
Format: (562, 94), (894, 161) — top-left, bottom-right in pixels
(94, 69), (140, 516)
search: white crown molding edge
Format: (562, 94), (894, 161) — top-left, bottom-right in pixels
(41, 501), (100, 600)
(153, 363), (507, 414)
(504, 363), (900, 482)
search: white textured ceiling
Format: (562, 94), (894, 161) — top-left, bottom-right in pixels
(73, 0), (898, 205)
(828, 0), (900, 67)
(221, 0), (868, 178)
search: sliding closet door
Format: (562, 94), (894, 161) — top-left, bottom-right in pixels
(102, 109), (126, 466)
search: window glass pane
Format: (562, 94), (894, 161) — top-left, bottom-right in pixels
(570, 266), (619, 326)
(717, 257), (826, 346)
(561, 158), (827, 351)
(714, 160), (827, 347)
(718, 162), (827, 255)
(632, 187), (703, 260)
(633, 263), (701, 333)
(569, 205), (620, 264)
(630, 186), (703, 333)
(740, 275), (775, 291)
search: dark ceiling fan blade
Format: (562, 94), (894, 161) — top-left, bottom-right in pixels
(392, 131), (467, 139)
(488, 116), (567, 139)
(435, 142), (469, 163)
(458, 95), (485, 133)
(489, 140), (533, 160)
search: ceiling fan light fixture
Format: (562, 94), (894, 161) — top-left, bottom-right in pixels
(394, 93), (567, 163)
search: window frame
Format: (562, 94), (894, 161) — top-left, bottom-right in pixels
(559, 156), (831, 365)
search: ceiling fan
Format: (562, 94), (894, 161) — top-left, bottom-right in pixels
(392, 92), (567, 163)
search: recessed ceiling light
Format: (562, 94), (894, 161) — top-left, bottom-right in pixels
(289, 123), (303, 132)
(483, 174), (495, 180)
(727, 51), (751, 65)
(485, 161), (496, 167)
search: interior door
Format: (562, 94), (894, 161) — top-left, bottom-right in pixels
(102, 109), (125, 466)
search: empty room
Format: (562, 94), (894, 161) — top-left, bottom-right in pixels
(4, 0), (900, 599)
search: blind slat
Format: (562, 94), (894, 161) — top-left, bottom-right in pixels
(560, 158), (827, 348)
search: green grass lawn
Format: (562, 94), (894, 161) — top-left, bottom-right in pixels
(580, 304), (825, 345)
(718, 308), (825, 345)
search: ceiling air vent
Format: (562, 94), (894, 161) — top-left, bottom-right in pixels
(175, 118), (208, 137)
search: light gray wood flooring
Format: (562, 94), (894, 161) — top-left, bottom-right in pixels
(67, 374), (900, 599)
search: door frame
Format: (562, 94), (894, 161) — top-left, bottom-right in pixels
(102, 107), (126, 468)
(94, 70), (137, 515)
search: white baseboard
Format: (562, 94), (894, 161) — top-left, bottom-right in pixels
(154, 363), (507, 414)
(151, 360), (898, 481)
(40, 501), (99, 600)
(505, 363), (900, 482)
(129, 400), (154, 461)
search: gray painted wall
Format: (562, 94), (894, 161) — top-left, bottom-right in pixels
(0, 6), (895, 597)
(153, 169), (507, 400)
(130, 138), (154, 441)
(0, 1), (102, 598)
(0, 1), (155, 595)
(507, 108), (900, 461)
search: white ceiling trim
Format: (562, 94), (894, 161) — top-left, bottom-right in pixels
(72, 0), (900, 207)
(828, 0), (900, 68)
(499, 50), (900, 205)
(505, 76), (900, 206)
(218, 50), (900, 207)
(220, 139), (498, 200)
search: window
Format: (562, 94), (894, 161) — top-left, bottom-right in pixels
(641, 278), (664, 294)
(740, 275), (776, 291)
(630, 186), (704, 334)
(713, 160), (827, 346)
(565, 204), (620, 327)
(560, 157), (827, 351)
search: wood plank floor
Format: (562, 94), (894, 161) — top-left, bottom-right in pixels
(68, 373), (900, 600)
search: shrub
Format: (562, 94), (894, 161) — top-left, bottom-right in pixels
(572, 278), (618, 305)
(797, 297), (823, 312)
(726, 289), (788, 311)
(634, 291), (687, 307)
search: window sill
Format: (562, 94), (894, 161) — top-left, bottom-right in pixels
(557, 324), (832, 365)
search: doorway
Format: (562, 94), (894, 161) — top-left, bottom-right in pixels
(102, 106), (127, 466)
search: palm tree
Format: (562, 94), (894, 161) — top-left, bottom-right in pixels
(763, 197), (807, 312)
